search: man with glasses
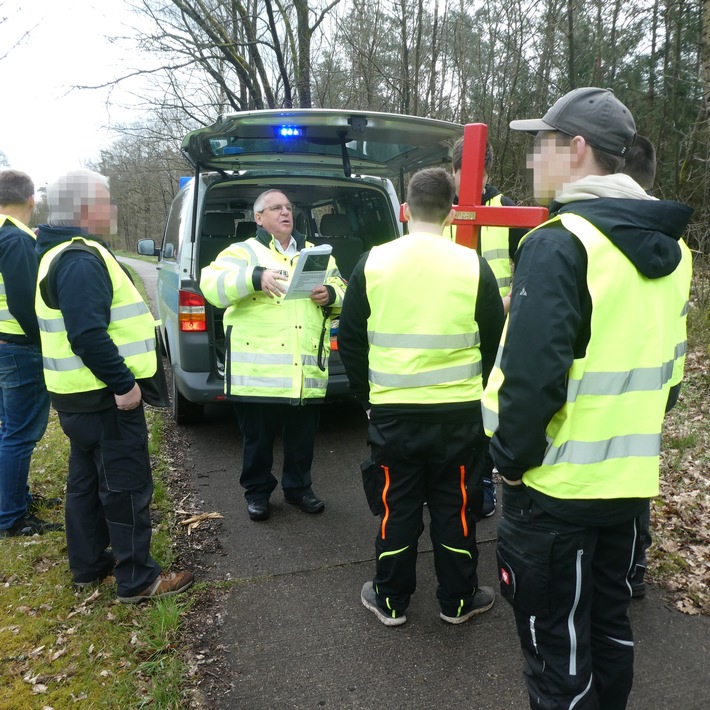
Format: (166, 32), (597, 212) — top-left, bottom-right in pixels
(482, 89), (692, 708)
(201, 189), (345, 522)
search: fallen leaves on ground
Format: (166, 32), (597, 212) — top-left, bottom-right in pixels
(651, 344), (710, 615)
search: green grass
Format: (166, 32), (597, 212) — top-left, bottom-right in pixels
(113, 248), (158, 264)
(0, 409), (191, 709)
(1, 260), (191, 706)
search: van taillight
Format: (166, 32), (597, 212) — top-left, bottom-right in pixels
(178, 290), (207, 332)
(330, 320), (339, 351)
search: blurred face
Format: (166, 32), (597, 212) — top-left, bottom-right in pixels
(81, 183), (114, 237)
(452, 168), (461, 195)
(254, 191), (293, 241)
(527, 132), (574, 204)
(451, 169), (487, 199)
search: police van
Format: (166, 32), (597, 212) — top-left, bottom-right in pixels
(138, 109), (463, 423)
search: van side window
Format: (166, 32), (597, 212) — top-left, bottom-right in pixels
(162, 189), (188, 261)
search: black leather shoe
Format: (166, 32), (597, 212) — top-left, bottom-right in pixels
(285, 493), (325, 514)
(247, 500), (270, 521)
(0, 514), (63, 538)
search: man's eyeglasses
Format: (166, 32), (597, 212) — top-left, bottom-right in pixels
(258, 203), (293, 214)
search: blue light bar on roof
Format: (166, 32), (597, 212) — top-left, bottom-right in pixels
(277, 125), (304, 138)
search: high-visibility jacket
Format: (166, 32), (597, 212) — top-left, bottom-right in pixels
(199, 235), (345, 403)
(447, 195), (512, 297)
(482, 213), (692, 499)
(671, 239), (693, 387)
(35, 237), (156, 394)
(365, 232), (483, 406)
(0, 214), (37, 335)
(479, 194), (512, 297)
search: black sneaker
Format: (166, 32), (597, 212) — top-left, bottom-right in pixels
(440, 586), (495, 624)
(0, 513), (64, 538)
(361, 581), (407, 626)
(481, 479), (497, 518)
(28, 493), (62, 514)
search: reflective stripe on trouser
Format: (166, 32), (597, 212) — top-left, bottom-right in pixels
(498, 485), (636, 710)
(367, 416), (485, 617)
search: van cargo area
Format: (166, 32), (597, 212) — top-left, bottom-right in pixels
(141, 109), (462, 423)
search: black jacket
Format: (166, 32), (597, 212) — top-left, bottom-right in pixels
(490, 195), (693, 524)
(0, 219), (41, 345)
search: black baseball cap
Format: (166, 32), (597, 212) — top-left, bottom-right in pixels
(510, 87), (636, 156)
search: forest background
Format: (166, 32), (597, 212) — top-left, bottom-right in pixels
(11, 0), (709, 259)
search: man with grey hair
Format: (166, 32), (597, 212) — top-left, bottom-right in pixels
(201, 188), (345, 522)
(0, 169), (62, 538)
(35, 169), (193, 601)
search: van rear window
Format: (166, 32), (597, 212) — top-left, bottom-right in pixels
(207, 137), (414, 167)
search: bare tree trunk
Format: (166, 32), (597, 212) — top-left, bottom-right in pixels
(293, 0), (311, 107)
(398, 0), (411, 115)
(266, 0), (294, 107)
(412, 0), (423, 115)
(679, 0), (710, 204)
(608, 0), (621, 83)
(567, 0), (576, 87)
(427, 1), (441, 116)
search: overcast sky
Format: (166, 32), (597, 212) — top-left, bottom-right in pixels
(0, 0), (149, 192)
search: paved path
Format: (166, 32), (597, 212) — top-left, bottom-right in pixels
(127, 256), (710, 709)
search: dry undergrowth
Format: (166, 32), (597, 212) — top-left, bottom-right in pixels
(652, 344), (710, 615)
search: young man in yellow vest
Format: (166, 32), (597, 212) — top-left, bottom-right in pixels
(450, 139), (527, 519)
(482, 89), (692, 709)
(339, 167), (504, 626)
(35, 169), (192, 601)
(0, 170), (61, 538)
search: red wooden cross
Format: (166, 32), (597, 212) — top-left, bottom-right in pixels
(400, 123), (548, 249)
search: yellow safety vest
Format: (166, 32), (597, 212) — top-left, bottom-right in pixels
(482, 213), (691, 499)
(35, 237), (157, 394)
(199, 236), (345, 403)
(365, 232), (483, 406)
(0, 214), (37, 335)
(446, 195), (512, 297)
(672, 239), (693, 387)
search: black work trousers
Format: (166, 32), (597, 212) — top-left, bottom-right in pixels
(235, 401), (320, 503)
(366, 416), (485, 618)
(58, 406), (160, 597)
(498, 484), (638, 710)
(631, 500), (651, 574)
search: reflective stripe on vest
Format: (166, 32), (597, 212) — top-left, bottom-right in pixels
(35, 237), (157, 394)
(482, 213), (692, 499)
(0, 214), (37, 335)
(479, 194), (512, 297)
(365, 232), (483, 406)
(671, 239), (693, 387)
(446, 195), (512, 297)
(209, 237), (343, 402)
